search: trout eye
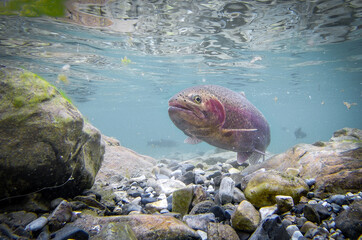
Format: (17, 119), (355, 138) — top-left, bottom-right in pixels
(192, 95), (202, 104)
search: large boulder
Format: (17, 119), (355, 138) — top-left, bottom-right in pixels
(242, 128), (362, 198)
(0, 67), (104, 200)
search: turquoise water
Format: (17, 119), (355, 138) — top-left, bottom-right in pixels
(0, 0), (361, 158)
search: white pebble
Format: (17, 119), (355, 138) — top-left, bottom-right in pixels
(25, 216), (48, 232)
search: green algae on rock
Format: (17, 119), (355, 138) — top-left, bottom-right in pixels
(0, 0), (66, 17)
(231, 200), (260, 232)
(0, 66), (104, 201)
(244, 170), (309, 208)
(172, 187), (194, 217)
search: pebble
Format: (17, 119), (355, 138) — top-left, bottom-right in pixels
(305, 178), (316, 187)
(300, 221), (318, 234)
(180, 163), (195, 174)
(180, 171), (195, 185)
(249, 214), (289, 240)
(276, 195), (294, 213)
(291, 230), (305, 240)
(219, 177), (235, 205)
(25, 216), (48, 232)
(233, 187), (246, 203)
(303, 204), (321, 224)
(327, 194), (348, 206)
(209, 206), (226, 222)
(231, 200), (260, 232)
(286, 224), (300, 237)
(51, 225), (89, 240)
(197, 230), (208, 240)
(183, 213), (216, 232)
(190, 200), (217, 215)
(48, 200), (73, 231)
(171, 169), (182, 178)
(259, 205), (278, 221)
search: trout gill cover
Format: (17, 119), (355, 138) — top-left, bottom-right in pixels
(168, 85), (270, 164)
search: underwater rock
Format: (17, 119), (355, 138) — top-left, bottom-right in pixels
(189, 200), (217, 215)
(94, 135), (156, 189)
(183, 213), (216, 232)
(172, 187), (193, 216)
(244, 170), (309, 208)
(231, 200), (260, 232)
(242, 128), (362, 198)
(218, 176), (235, 205)
(249, 214), (290, 240)
(275, 195), (294, 213)
(156, 179), (186, 195)
(48, 200), (73, 231)
(335, 199), (362, 239)
(207, 222), (240, 240)
(70, 213), (201, 240)
(92, 222), (137, 240)
(0, 67), (104, 200)
(51, 225), (89, 240)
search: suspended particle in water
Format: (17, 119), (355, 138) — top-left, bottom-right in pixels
(57, 74), (69, 84)
(250, 56), (262, 64)
(274, 96), (278, 103)
(121, 56), (132, 64)
(62, 64), (70, 71)
(343, 101), (357, 110)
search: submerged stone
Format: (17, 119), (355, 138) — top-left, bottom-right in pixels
(231, 200), (260, 232)
(70, 213), (200, 240)
(172, 187), (193, 216)
(0, 67), (104, 200)
(244, 170), (309, 208)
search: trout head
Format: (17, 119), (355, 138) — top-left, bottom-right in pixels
(168, 87), (226, 136)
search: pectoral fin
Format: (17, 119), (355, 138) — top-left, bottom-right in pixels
(237, 152), (253, 164)
(184, 136), (203, 144)
(237, 150), (265, 165)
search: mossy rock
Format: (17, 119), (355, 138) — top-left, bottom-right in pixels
(172, 187), (193, 216)
(244, 170), (309, 208)
(0, 66), (104, 201)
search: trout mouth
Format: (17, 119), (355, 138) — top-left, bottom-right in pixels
(168, 102), (192, 113)
(168, 101), (205, 119)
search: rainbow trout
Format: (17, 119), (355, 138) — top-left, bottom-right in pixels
(168, 85), (270, 164)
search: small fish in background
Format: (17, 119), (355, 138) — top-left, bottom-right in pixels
(274, 96), (278, 103)
(147, 139), (178, 148)
(343, 101), (357, 110)
(321, 101), (325, 105)
(294, 127), (307, 139)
